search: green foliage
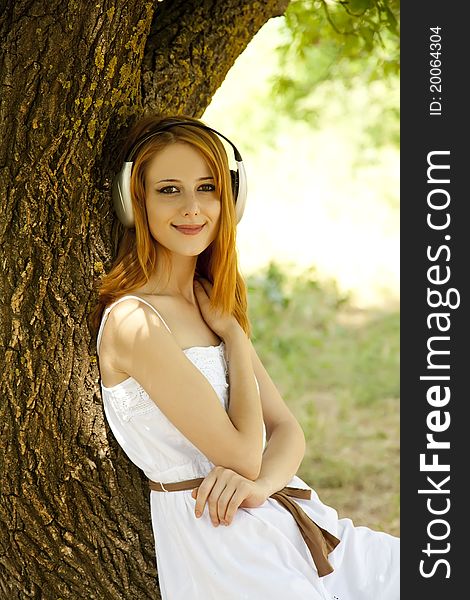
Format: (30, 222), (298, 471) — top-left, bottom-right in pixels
(278, 0), (400, 87)
(248, 262), (348, 350)
(269, 0), (400, 145)
(248, 261), (399, 406)
(247, 262), (400, 533)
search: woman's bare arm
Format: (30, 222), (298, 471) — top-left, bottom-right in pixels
(190, 341), (307, 526)
(249, 340), (306, 495)
(110, 299), (263, 479)
(224, 327), (265, 479)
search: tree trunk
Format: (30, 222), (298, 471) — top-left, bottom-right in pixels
(0, 0), (289, 598)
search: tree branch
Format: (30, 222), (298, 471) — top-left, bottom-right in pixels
(141, 0), (291, 117)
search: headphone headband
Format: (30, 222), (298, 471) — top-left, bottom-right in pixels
(112, 119), (247, 228)
(127, 120), (243, 163)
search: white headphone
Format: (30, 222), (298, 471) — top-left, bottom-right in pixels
(112, 119), (247, 228)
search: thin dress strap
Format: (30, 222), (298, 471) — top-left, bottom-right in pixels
(96, 295), (172, 356)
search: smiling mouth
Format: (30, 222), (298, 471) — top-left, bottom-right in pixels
(172, 224), (206, 235)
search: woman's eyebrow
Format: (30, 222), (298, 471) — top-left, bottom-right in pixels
(155, 176), (215, 184)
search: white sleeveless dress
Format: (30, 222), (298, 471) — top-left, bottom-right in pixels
(96, 296), (400, 600)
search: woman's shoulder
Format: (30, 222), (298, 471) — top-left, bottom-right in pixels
(98, 295), (174, 386)
(102, 291), (221, 352)
(106, 294), (172, 333)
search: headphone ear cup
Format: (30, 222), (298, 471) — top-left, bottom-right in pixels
(234, 161), (247, 223)
(229, 169), (239, 200)
(230, 168), (246, 223)
(112, 162), (135, 228)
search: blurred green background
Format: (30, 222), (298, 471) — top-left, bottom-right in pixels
(203, 3), (399, 536)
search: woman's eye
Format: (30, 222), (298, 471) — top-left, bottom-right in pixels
(157, 185), (179, 194)
(198, 183), (216, 192)
(156, 183), (216, 195)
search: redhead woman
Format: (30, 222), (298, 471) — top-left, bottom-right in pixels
(91, 115), (399, 599)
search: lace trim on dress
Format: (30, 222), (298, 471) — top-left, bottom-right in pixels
(104, 380), (157, 422)
(183, 343), (228, 383)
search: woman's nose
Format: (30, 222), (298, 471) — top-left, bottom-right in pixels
(181, 192), (200, 216)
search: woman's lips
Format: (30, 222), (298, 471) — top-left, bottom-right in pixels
(172, 224), (205, 235)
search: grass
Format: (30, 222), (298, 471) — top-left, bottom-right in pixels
(247, 262), (400, 537)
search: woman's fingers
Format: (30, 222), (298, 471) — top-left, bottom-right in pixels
(194, 277), (213, 298)
(193, 477), (216, 520)
(216, 486), (238, 525)
(207, 479), (228, 526)
(192, 467), (228, 526)
(223, 488), (249, 525)
(192, 467), (253, 527)
(208, 483), (241, 526)
(193, 279), (212, 310)
(193, 279), (207, 297)
(193, 469), (227, 525)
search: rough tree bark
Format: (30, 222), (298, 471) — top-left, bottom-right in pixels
(0, 1), (290, 598)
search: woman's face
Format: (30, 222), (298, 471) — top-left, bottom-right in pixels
(144, 142), (221, 257)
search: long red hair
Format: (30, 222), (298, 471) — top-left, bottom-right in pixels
(89, 114), (251, 341)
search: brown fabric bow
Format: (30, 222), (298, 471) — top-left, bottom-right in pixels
(271, 486), (340, 576)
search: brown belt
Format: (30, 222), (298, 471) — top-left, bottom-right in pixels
(149, 477), (340, 577)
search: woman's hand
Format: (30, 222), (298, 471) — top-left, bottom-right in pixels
(191, 466), (271, 527)
(193, 278), (240, 340)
